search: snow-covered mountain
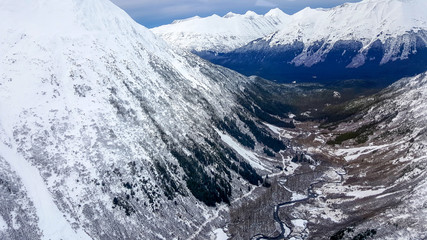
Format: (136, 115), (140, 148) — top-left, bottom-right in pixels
(2, 0), (426, 239)
(228, 71), (427, 239)
(152, 8), (289, 52)
(309, 72), (427, 239)
(156, 0), (427, 83)
(268, 0), (426, 65)
(0, 0), (289, 239)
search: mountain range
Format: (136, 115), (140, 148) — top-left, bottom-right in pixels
(154, 0), (427, 84)
(152, 8), (289, 53)
(0, 0), (426, 239)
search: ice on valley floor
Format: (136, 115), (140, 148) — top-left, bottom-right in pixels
(212, 228), (228, 240)
(291, 192), (307, 201)
(291, 219), (307, 231)
(298, 203), (346, 223)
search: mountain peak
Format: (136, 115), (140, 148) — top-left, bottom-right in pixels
(244, 10), (258, 17)
(0, 0), (152, 37)
(224, 12), (238, 18)
(265, 8), (286, 17)
(271, 0), (427, 47)
(152, 8), (289, 52)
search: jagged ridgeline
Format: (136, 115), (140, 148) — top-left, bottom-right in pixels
(154, 0), (427, 85)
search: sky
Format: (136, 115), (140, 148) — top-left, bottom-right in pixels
(111, 0), (362, 28)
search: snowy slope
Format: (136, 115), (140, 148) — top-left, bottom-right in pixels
(0, 0), (279, 239)
(270, 0), (427, 45)
(152, 8), (289, 52)
(0, 140), (91, 240)
(267, 0), (427, 66)
(322, 72), (427, 238)
(220, 71), (427, 239)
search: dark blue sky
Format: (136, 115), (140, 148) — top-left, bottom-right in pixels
(111, 0), (362, 28)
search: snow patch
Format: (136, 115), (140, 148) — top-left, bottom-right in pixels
(291, 192), (307, 201)
(291, 219), (307, 229)
(216, 129), (268, 170)
(0, 215), (7, 231)
(0, 142), (91, 240)
(375, 191), (402, 199)
(333, 91), (341, 99)
(263, 122), (282, 135)
(282, 156), (299, 175)
(346, 188), (386, 199)
(335, 144), (393, 161)
(212, 228), (228, 240)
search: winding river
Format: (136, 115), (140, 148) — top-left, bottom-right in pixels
(251, 170), (345, 240)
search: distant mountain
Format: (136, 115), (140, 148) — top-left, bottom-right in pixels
(152, 8), (289, 53)
(155, 0), (427, 84)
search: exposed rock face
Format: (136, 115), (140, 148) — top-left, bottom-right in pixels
(203, 30), (427, 83)
(154, 0), (427, 83)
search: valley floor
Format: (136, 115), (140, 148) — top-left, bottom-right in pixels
(200, 89), (427, 239)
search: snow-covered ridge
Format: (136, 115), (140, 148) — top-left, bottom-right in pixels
(152, 8), (289, 52)
(268, 0), (427, 48)
(0, 0), (169, 54)
(153, 0), (426, 55)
